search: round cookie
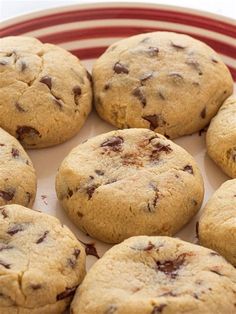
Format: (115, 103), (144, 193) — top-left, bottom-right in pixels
(56, 128), (204, 243)
(198, 179), (236, 266)
(206, 96), (236, 178)
(71, 236), (236, 314)
(0, 204), (86, 314)
(0, 36), (92, 148)
(0, 127), (36, 207)
(93, 31), (233, 139)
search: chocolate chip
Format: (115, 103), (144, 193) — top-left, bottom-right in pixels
(73, 248), (81, 259)
(36, 231), (49, 244)
(0, 260), (11, 269)
(104, 83), (110, 90)
(140, 72), (153, 83)
(40, 75), (52, 89)
(16, 126), (41, 141)
(101, 136), (124, 152)
(79, 239), (100, 259)
(164, 133), (170, 139)
(152, 142), (172, 154)
(15, 102), (26, 112)
(143, 241), (155, 251)
(95, 169), (104, 176)
(77, 211), (83, 218)
(68, 248), (81, 268)
(132, 87), (146, 107)
(20, 60), (27, 72)
(31, 284), (42, 290)
(151, 304), (167, 314)
(0, 207), (8, 218)
(211, 57), (218, 63)
(143, 114), (166, 130)
(147, 46), (159, 57)
(156, 254), (186, 279)
(67, 188), (73, 198)
(0, 190), (14, 201)
(56, 286), (77, 301)
(11, 148), (19, 158)
(73, 86), (81, 105)
(171, 41), (186, 49)
(113, 62), (129, 74)
(0, 60), (8, 66)
(7, 224), (24, 236)
(86, 185), (98, 200)
(158, 92), (165, 100)
(200, 107), (206, 118)
(183, 165), (194, 174)
(196, 221), (199, 239)
(0, 144), (5, 146)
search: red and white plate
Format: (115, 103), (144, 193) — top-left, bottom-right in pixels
(1, 2), (236, 269)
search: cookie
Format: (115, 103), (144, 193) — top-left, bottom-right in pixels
(92, 31), (233, 139)
(0, 127), (36, 207)
(0, 204), (86, 314)
(199, 179), (236, 266)
(71, 236), (236, 314)
(56, 128), (204, 243)
(206, 96), (236, 178)
(0, 36), (92, 148)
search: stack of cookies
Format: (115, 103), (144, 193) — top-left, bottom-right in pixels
(0, 32), (235, 314)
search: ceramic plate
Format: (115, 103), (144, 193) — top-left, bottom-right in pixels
(1, 2), (236, 270)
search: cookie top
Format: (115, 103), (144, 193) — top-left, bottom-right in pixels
(0, 204), (86, 313)
(199, 179), (236, 266)
(56, 128), (204, 243)
(206, 96), (236, 178)
(0, 127), (36, 207)
(0, 36), (92, 148)
(71, 236), (236, 314)
(93, 31), (233, 139)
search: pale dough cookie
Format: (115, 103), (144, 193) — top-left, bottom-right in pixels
(199, 179), (236, 266)
(0, 36), (92, 148)
(206, 96), (236, 178)
(0, 204), (86, 314)
(71, 236), (236, 314)
(56, 128), (204, 243)
(0, 127), (36, 207)
(93, 31), (233, 139)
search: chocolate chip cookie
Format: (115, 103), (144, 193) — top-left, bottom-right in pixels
(56, 128), (204, 243)
(0, 127), (36, 207)
(93, 31), (233, 138)
(0, 36), (92, 148)
(199, 179), (236, 266)
(71, 236), (236, 314)
(206, 96), (236, 178)
(0, 204), (86, 314)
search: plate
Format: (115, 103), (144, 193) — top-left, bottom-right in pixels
(1, 2), (236, 270)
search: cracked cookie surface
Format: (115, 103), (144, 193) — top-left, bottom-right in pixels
(199, 179), (236, 266)
(0, 127), (36, 207)
(0, 36), (92, 148)
(206, 96), (236, 178)
(71, 236), (236, 314)
(56, 128), (204, 243)
(0, 204), (86, 314)
(92, 31), (233, 139)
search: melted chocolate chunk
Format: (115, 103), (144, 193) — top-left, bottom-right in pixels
(147, 47), (159, 57)
(143, 241), (155, 251)
(86, 185), (98, 200)
(143, 115), (165, 130)
(21, 60), (27, 72)
(113, 62), (129, 74)
(183, 165), (194, 174)
(31, 284), (42, 290)
(40, 75), (52, 89)
(171, 41), (186, 49)
(95, 169), (104, 176)
(0, 207), (8, 219)
(16, 126), (41, 141)
(73, 248), (81, 259)
(67, 188), (73, 198)
(36, 231), (49, 244)
(7, 224), (24, 236)
(104, 83), (110, 90)
(79, 239), (100, 259)
(132, 87), (146, 107)
(140, 72), (153, 83)
(0, 260), (11, 269)
(11, 148), (19, 158)
(156, 253), (186, 279)
(211, 57), (218, 63)
(56, 286), (77, 301)
(68, 248), (81, 268)
(0, 190), (14, 201)
(0, 60), (8, 66)
(77, 211), (83, 218)
(101, 136), (124, 152)
(73, 86), (81, 97)
(151, 304), (167, 314)
(15, 102), (26, 112)
(152, 142), (172, 154)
